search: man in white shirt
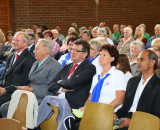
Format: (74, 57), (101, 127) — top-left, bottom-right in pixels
(114, 50), (160, 130)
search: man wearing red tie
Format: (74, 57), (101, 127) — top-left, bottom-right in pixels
(49, 39), (96, 109)
(0, 31), (35, 107)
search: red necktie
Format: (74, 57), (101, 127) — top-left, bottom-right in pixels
(67, 63), (78, 78)
(16, 54), (19, 59)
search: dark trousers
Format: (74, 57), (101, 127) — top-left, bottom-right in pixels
(0, 93), (12, 117)
(116, 127), (128, 130)
(0, 93), (11, 106)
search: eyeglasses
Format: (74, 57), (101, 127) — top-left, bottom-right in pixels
(90, 47), (96, 50)
(71, 48), (83, 52)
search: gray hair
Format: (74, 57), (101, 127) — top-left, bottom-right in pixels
(51, 29), (59, 35)
(130, 40), (145, 52)
(68, 27), (76, 32)
(25, 29), (34, 35)
(79, 27), (87, 31)
(151, 38), (160, 48)
(155, 24), (160, 30)
(37, 39), (52, 54)
(97, 27), (107, 36)
(124, 27), (133, 35)
(89, 39), (102, 52)
(94, 37), (108, 45)
(92, 26), (99, 31)
(14, 31), (31, 46)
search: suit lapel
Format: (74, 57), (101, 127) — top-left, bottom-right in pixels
(9, 54), (15, 69)
(138, 74), (157, 105)
(128, 75), (141, 104)
(29, 56), (51, 76)
(5, 54), (15, 75)
(70, 59), (88, 78)
(5, 49), (28, 76)
(29, 61), (39, 78)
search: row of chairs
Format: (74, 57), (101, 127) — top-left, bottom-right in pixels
(0, 92), (159, 130)
(0, 93), (59, 130)
(79, 102), (160, 130)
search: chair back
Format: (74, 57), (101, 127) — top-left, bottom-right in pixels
(0, 118), (23, 130)
(128, 111), (159, 130)
(40, 104), (59, 130)
(79, 102), (114, 130)
(13, 93), (28, 127)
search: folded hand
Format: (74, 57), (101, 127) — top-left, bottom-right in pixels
(118, 118), (131, 128)
(0, 87), (6, 95)
(18, 86), (33, 92)
(61, 88), (73, 92)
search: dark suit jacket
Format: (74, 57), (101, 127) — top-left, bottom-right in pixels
(28, 44), (35, 54)
(49, 59), (96, 108)
(116, 74), (160, 118)
(1, 49), (35, 93)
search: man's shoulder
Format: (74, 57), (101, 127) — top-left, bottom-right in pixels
(21, 49), (35, 64)
(150, 74), (160, 85)
(47, 57), (61, 68)
(24, 50), (35, 59)
(79, 60), (96, 71)
(127, 75), (141, 84)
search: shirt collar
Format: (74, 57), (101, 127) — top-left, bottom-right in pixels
(123, 36), (132, 44)
(28, 44), (34, 50)
(98, 66), (116, 76)
(141, 74), (154, 85)
(16, 51), (23, 56)
(38, 56), (49, 67)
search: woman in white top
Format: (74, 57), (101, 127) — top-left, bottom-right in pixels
(117, 54), (132, 83)
(81, 44), (127, 112)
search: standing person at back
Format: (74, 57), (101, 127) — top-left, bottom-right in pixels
(0, 31), (35, 107)
(114, 50), (160, 130)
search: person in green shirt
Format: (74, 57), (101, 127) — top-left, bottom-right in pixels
(112, 24), (121, 45)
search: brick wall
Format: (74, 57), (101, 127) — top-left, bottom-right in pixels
(11, 0), (160, 36)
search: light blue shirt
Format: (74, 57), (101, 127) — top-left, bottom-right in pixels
(37, 56), (49, 68)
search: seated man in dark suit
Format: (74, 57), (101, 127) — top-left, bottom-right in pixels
(48, 39), (96, 109)
(114, 50), (160, 130)
(0, 31), (35, 107)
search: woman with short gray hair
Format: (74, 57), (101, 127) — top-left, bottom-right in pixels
(97, 27), (114, 45)
(129, 40), (145, 76)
